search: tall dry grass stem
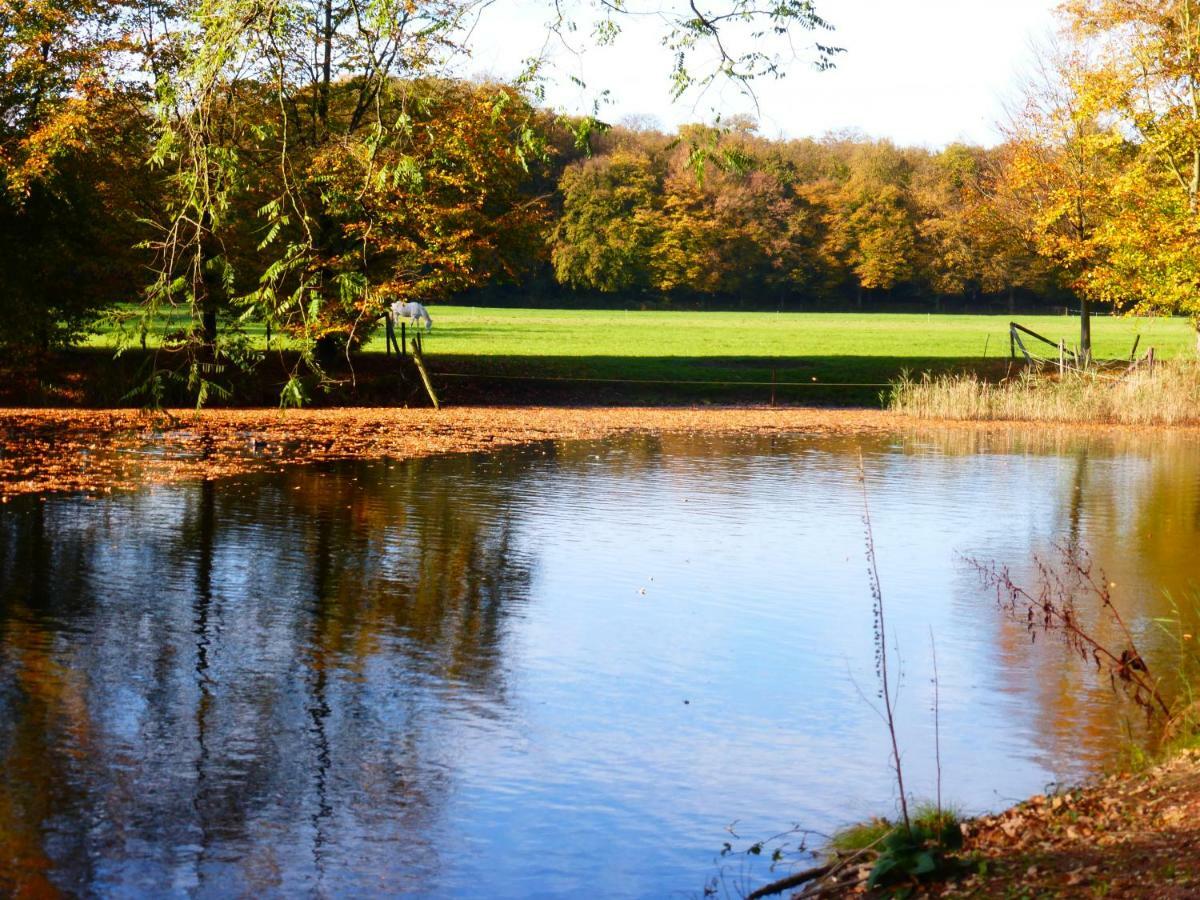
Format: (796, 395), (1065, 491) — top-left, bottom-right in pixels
(929, 629), (942, 821)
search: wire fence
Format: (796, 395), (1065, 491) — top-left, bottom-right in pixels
(428, 370), (895, 389)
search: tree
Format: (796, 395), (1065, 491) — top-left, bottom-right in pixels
(0, 0), (152, 349)
(825, 142), (918, 303)
(996, 46), (1124, 362)
(144, 0), (839, 402)
(658, 130), (825, 303)
(314, 80), (551, 342)
(551, 149), (663, 293)
(913, 144), (1054, 311)
(1060, 0), (1200, 347)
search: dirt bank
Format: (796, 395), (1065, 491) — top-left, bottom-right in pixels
(933, 749), (1200, 898)
(757, 750), (1200, 898)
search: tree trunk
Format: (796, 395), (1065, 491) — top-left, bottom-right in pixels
(315, 334), (340, 369)
(1007, 286), (1016, 315)
(198, 211), (221, 348)
(201, 307), (218, 346)
(1079, 298), (1092, 365)
(318, 0), (333, 137)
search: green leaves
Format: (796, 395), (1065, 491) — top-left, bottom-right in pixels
(279, 374), (309, 409)
(865, 819), (962, 892)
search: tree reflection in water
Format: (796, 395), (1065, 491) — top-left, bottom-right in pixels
(1, 431), (1200, 896)
(0, 451), (534, 895)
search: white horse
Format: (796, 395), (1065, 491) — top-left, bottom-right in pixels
(389, 300), (433, 333)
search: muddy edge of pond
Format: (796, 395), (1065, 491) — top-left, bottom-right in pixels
(6, 404), (1200, 895)
(3, 405), (1198, 499)
(0, 406), (898, 496)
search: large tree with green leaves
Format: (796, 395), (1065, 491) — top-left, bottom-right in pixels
(552, 148), (663, 293)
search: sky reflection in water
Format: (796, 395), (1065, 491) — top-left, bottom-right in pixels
(1, 428), (1199, 897)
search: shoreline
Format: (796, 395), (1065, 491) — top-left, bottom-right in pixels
(0, 406), (901, 496)
(3, 405), (1200, 497)
(934, 748), (1200, 897)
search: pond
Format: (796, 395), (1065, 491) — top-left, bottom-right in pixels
(1, 427), (1199, 897)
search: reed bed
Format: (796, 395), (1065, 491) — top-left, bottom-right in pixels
(888, 359), (1200, 425)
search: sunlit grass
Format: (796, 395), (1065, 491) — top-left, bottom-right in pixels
(84, 305), (1195, 361)
(79, 307), (1194, 405)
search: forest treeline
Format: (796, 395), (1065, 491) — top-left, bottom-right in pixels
(0, 75), (1071, 343)
(542, 123), (1059, 311)
(4, 0), (1200, 398)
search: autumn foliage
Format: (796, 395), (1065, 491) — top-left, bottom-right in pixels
(3, 0), (1200, 396)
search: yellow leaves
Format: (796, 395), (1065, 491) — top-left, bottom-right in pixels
(1047, 1), (1200, 316)
(5, 96), (95, 196)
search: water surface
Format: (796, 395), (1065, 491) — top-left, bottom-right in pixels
(2, 428), (1199, 897)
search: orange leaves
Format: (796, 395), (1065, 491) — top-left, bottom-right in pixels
(0, 0), (130, 198)
(0, 407), (901, 497)
(6, 96), (96, 196)
(994, 45), (1129, 307)
(303, 80), (548, 336)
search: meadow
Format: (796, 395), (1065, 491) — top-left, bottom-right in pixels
(82, 307), (1195, 406)
(363, 307), (1192, 359)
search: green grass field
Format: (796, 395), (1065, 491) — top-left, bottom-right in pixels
(91, 306), (1194, 358)
(362, 307), (1193, 359)
(84, 307), (1196, 405)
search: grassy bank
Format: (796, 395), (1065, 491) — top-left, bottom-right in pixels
(890, 359), (1200, 426)
(57, 308), (1196, 407)
(87, 307), (1196, 359)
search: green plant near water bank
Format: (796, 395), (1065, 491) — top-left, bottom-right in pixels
(829, 804), (964, 855)
(830, 805), (965, 893)
(889, 359), (1200, 425)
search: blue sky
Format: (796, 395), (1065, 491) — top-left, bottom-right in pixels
(463, 0), (1058, 147)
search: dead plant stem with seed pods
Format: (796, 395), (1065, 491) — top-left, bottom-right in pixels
(858, 451), (912, 834)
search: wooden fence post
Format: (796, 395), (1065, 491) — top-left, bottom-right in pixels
(410, 332), (439, 409)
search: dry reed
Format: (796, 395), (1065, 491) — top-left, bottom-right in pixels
(888, 359), (1200, 425)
